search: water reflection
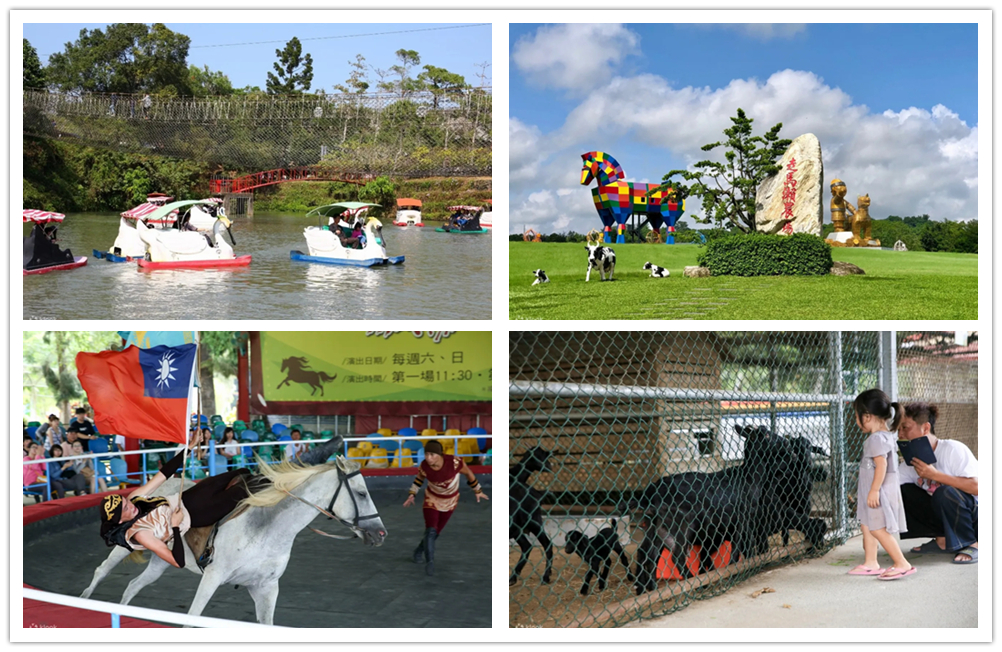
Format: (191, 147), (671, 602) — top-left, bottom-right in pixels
(22, 212), (492, 320)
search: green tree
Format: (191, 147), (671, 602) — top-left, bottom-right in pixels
(378, 49), (424, 98)
(266, 37), (314, 94)
(333, 54), (370, 94)
(23, 331), (123, 421)
(23, 39), (46, 89)
(954, 220), (978, 253)
(903, 214), (931, 228)
(188, 64), (234, 97)
(919, 220), (954, 252)
(358, 176), (396, 209)
(46, 23), (191, 95)
(655, 108), (791, 233)
(196, 331), (242, 419)
(417, 65), (467, 108)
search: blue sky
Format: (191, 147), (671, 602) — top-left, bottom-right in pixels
(24, 22), (492, 92)
(509, 23), (979, 234)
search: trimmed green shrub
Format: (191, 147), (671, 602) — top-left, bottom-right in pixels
(696, 233), (834, 276)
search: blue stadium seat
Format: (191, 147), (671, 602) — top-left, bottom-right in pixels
(468, 427), (488, 451)
(240, 429), (259, 442)
(397, 427), (418, 439)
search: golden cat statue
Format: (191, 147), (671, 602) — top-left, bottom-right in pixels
(850, 194), (880, 247)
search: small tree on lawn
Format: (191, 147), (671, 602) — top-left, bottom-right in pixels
(655, 108), (791, 233)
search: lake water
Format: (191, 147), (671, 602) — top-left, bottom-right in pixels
(22, 212), (493, 320)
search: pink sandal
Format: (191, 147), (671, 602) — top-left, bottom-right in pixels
(848, 564), (883, 576)
(878, 566), (917, 581)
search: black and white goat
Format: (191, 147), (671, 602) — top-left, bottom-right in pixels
(532, 269), (549, 285)
(643, 262), (670, 278)
(585, 245), (616, 282)
(509, 447), (555, 585)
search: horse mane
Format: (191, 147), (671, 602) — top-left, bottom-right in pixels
(239, 456), (360, 509)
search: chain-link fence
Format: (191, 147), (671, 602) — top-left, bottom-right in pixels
(508, 331), (978, 628)
(896, 331), (978, 457)
(23, 88), (492, 176)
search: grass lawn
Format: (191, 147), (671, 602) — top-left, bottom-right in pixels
(509, 242), (977, 320)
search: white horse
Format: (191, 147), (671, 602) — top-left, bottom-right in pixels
(81, 437), (386, 625)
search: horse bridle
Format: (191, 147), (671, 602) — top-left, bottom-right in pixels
(281, 464), (381, 541)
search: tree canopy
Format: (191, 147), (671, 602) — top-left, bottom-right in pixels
(378, 49), (424, 98)
(333, 54), (370, 95)
(266, 37), (314, 94)
(418, 65), (467, 108)
(46, 23), (192, 95)
(188, 64), (235, 97)
(23, 39), (46, 89)
(656, 108), (791, 233)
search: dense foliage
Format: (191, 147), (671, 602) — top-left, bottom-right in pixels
(23, 138), (209, 212)
(46, 23), (193, 95)
(696, 233), (834, 276)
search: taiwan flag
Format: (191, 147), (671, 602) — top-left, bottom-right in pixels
(76, 344), (197, 444)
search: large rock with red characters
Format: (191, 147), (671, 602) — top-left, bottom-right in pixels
(755, 133), (823, 237)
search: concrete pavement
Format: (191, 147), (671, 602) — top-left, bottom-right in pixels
(624, 534), (978, 628)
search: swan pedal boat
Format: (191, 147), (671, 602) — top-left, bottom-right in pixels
(291, 202), (405, 267)
(23, 209), (88, 275)
(94, 193), (178, 262)
(133, 199), (251, 270)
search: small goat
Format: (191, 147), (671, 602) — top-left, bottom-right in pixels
(565, 519), (635, 595)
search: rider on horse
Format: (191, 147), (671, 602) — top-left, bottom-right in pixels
(99, 430), (266, 569)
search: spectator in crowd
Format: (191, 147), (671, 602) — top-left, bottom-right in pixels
(37, 415), (67, 450)
(219, 427), (241, 466)
(67, 440), (94, 495)
(47, 445), (78, 499)
(285, 428), (308, 462)
(23, 442), (47, 493)
(23, 435), (35, 456)
(67, 407), (98, 452)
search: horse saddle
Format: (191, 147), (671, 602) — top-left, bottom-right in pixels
(183, 473), (271, 571)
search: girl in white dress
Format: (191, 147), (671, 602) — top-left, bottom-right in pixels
(850, 389), (915, 580)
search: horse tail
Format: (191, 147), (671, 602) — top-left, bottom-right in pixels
(318, 372), (337, 383)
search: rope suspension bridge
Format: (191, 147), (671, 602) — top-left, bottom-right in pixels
(23, 88), (492, 178)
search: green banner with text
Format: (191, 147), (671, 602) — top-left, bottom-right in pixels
(261, 331), (491, 402)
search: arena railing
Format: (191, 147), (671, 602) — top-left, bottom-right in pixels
(22, 587), (281, 628)
(22, 435), (491, 500)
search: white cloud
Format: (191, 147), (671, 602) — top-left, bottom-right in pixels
(510, 69), (978, 235)
(511, 24), (639, 94)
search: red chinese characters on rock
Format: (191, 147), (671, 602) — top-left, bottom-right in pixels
(781, 157), (797, 234)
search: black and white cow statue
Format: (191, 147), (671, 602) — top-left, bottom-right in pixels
(532, 269), (550, 285)
(585, 245), (616, 282)
(643, 262), (670, 278)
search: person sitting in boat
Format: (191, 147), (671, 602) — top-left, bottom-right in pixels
(98, 430), (267, 569)
(334, 227), (360, 250)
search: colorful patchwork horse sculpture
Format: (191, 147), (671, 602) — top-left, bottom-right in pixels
(580, 152), (685, 244)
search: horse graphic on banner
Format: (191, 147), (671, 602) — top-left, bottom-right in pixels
(277, 356), (338, 396)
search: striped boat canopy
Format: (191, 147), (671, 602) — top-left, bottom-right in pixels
(121, 202), (179, 224)
(22, 209), (65, 223)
